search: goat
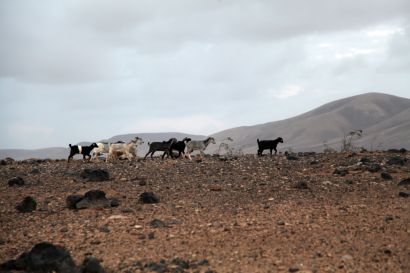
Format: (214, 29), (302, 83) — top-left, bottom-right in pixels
(166, 137), (192, 158)
(68, 143), (98, 162)
(185, 137), (216, 160)
(257, 137), (283, 156)
(92, 141), (125, 160)
(106, 137), (144, 162)
(144, 138), (177, 160)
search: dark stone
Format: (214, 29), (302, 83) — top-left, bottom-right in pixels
(384, 249), (392, 255)
(386, 156), (406, 166)
(121, 207), (135, 213)
(3, 242), (78, 273)
(195, 259), (209, 266)
(27, 243), (78, 273)
(294, 181), (309, 189)
(387, 148), (407, 153)
(8, 176), (25, 187)
(286, 155), (298, 161)
(76, 190), (110, 209)
(66, 195), (84, 209)
(276, 220), (285, 226)
(289, 266), (300, 272)
(398, 191), (409, 198)
(16, 196), (37, 213)
(80, 169), (109, 182)
(360, 157), (372, 164)
(99, 225), (110, 233)
(13, 252), (29, 269)
(344, 179), (353, 185)
(84, 190), (106, 200)
(139, 192), (159, 204)
(31, 168), (40, 174)
(150, 219), (167, 228)
(80, 256), (105, 273)
(384, 215), (394, 222)
(146, 261), (166, 273)
(0, 259), (16, 270)
(309, 160), (320, 165)
(0, 157), (15, 165)
(381, 172), (393, 180)
(398, 178), (410, 186)
(110, 198), (121, 207)
(171, 258), (190, 269)
(333, 168), (348, 176)
(148, 232), (155, 239)
(366, 163), (381, 173)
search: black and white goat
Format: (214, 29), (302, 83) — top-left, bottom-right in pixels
(68, 143), (98, 162)
(257, 137), (284, 156)
(185, 137), (216, 160)
(167, 137), (191, 158)
(144, 138), (177, 160)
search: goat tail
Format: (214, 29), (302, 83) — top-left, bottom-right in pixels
(147, 142), (151, 146)
(69, 144), (72, 147)
(257, 139), (260, 144)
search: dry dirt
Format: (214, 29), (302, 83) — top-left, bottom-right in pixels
(1, 152), (409, 273)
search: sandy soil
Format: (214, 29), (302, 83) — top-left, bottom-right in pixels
(0, 152), (409, 273)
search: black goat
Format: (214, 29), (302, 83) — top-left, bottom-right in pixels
(167, 137), (191, 158)
(144, 138), (177, 160)
(68, 143), (98, 162)
(257, 137), (283, 156)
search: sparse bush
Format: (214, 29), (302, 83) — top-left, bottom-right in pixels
(341, 130), (363, 152)
(323, 141), (337, 153)
(217, 137), (243, 159)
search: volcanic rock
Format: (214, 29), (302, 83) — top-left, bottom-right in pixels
(139, 192), (159, 204)
(381, 172), (393, 180)
(8, 177), (25, 187)
(0, 242), (78, 273)
(80, 256), (106, 273)
(16, 196), (37, 213)
(398, 178), (410, 186)
(75, 190), (110, 209)
(80, 169), (109, 182)
(386, 157), (406, 166)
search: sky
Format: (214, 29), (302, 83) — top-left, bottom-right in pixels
(1, 0), (409, 149)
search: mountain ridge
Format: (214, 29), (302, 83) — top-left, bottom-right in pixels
(1, 92), (409, 159)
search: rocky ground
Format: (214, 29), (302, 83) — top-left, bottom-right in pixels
(0, 151), (409, 273)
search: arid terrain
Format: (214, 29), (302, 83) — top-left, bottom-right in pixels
(0, 152), (409, 273)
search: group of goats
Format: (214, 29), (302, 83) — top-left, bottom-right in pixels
(67, 137), (217, 162)
(67, 136), (284, 162)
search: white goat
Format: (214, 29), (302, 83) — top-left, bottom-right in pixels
(92, 141), (125, 161)
(185, 137), (216, 160)
(106, 137), (144, 162)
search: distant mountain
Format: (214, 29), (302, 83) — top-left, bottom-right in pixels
(211, 92), (410, 153)
(0, 147), (69, 161)
(1, 93), (409, 160)
(0, 132), (207, 160)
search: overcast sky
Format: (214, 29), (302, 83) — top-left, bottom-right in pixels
(1, 0), (409, 149)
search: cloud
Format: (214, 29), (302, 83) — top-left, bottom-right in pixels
(0, 1), (409, 149)
(1, 0), (409, 84)
(272, 85), (303, 99)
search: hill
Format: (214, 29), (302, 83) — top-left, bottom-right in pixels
(211, 92), (410, 153)
(1, 92), (409, 159)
